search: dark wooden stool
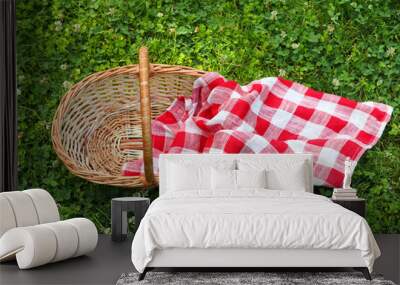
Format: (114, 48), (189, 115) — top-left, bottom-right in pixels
(111, 197), (150, 242)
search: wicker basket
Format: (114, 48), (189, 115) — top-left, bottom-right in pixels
(52, 47), (206, 188)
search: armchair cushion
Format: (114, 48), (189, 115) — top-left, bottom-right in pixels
(0, 218), (97, 269)
(0, 189), (98, 269)
(0, 189), (59, 236)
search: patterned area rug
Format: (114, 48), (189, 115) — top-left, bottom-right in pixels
(116, 272), (395, 285)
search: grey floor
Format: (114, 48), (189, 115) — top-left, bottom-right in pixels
(374, 234), (400, 284)
(0, 234), (398, 285)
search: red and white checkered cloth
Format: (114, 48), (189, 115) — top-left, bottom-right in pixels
(122, 73), (392, 187)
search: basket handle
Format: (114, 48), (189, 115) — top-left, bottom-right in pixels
(139, 47), (155, 186)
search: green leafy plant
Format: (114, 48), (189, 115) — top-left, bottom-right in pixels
(16, 0), (400, 233)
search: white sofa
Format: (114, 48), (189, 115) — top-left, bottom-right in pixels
(0, 189), (98, 269)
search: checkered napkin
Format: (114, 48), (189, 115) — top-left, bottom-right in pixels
(122, 73), (392, 187)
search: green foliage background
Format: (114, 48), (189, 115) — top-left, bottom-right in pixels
(16, 0), (399, 233)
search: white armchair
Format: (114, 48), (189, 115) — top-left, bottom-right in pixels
(0, 189), (98, 269)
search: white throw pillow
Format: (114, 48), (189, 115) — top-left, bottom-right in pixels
(211, 169), (267, 190)
(211, 168), (236, 190)
(236, 169), (267, 189)
(238, 159), (308, 191)
(266, 167), (307, 191)
(167, 162), (211, 191)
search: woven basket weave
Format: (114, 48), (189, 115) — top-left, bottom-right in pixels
(52, 47), (206, 188)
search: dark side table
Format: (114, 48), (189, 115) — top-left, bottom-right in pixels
(111, 197), (150, 242)
(331, 198), (366, 217)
